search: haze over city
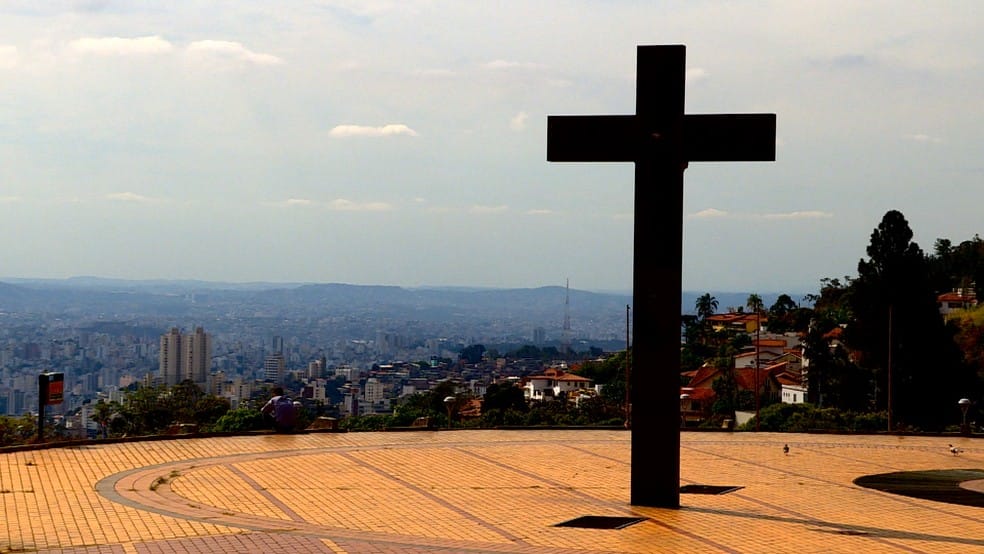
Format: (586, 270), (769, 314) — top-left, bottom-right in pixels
(0, 2), (981, 294)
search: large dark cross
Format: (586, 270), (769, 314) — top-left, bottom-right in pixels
(547, 45), (776, 508)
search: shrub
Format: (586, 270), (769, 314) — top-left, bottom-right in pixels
(210, 409), (265, 433)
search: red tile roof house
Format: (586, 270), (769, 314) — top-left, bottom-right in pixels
(523, 366), (594, 402)
(680, 361), (795, 425)
(937, 289), (977, 317)
(705, 312), (768, 333)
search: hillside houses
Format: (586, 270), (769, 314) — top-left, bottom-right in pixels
(682, 318), (809, 424)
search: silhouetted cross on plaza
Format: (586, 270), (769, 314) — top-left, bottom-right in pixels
(547, 45), (776, 508)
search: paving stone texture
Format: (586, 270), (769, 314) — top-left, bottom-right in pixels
(0, 430), (981, 553)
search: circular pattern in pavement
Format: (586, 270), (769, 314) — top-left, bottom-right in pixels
(854, 469), (984, 508)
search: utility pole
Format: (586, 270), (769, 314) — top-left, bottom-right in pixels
(887, 304), (893, 432)
(625, 304), (631, 428)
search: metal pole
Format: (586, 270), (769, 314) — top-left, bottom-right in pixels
(625, 304), (630, 428)
(754, 311), (760, 432)
(887, 304), (893, 432)
(37, 373), (45, 443)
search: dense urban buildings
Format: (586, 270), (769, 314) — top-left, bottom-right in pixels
(159, 326), (212, 386)
(0, 279), (630, 436)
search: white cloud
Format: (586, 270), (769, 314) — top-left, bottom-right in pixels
(469, 204), (508, 214)
(690, 208), (833, 220)
(332, 59), (362, 71)
(904, 133), (943, 144)
(0, 45), (18, 69)
(328, 199), (393, 211)
(186, 40), (283, 65)
(0, 195), (22, 203)
(271, 198), (314, 207)
(329, 124), (418, 137)
(509, 111), (528, 132)
(526, 209), (554, 216)
(106, 192), (163, 203)
(416, 68), (455, 77)
(686, 67), (708, 82)
(762, 211), (833, 220)
(691, 208), (729, 218)
(69, 36), (173, 56)
(484, 59), (540, 70)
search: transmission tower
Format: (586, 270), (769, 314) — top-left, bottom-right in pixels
(562, 278), (572, 354)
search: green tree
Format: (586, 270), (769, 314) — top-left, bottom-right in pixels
(92, 400), (119, 439)
(459, 344), (486, 364)
(746, 293), (763, 315)
(211, 408), (265, 433)
(767, 294), (798, 333)
(695, 293), (718, 321)
(482, 382), (527, 414)
(848, 210), (974, 429)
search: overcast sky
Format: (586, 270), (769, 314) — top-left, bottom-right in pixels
(0, 1), (981, 294)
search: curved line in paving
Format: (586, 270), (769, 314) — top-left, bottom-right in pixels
(94, 439), (635, 554)
(854, 469), (984, 508)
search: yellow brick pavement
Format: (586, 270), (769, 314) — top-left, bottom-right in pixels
(0, 430), (980, 553)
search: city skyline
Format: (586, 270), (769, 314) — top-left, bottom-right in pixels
(1, 2), (982, 294)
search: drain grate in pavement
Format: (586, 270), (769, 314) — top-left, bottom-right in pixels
(553, 516), (648, 530)
(680, 484), (744, 495)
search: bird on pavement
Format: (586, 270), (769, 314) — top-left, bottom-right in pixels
(783, 444), (789, 455)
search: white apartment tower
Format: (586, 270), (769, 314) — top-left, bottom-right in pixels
(264, 353), (286, 383)
(159, 328), (182, 386)
(159, 326), (213, 386)
(184, 327), (212, 384)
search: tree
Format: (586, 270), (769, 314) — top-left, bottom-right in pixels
(92, 400), (118, 439)
(848, 210), (973, 429)
(459, 344), (486, 364)
(767, 294), (798, 333)
(746, 293), (763, 315)
(483, 382), (527, 414)
(695, 293), (718, 321)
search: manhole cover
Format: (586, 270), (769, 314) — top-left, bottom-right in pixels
(680, 484), (744, 495)
(553, 516), (648, 529)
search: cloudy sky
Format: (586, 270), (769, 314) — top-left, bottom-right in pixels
(0, 1), (981, 294)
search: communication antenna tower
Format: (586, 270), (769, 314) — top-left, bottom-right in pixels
(562, 278), (572, 354)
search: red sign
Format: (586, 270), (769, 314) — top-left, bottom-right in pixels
(41, 373), (64, 405)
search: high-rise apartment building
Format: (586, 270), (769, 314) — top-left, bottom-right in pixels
(159, 326), (212, 386)
(264, 353), (285, 383)
(160, 328), (182, 386)
(183, 327), (212, 385)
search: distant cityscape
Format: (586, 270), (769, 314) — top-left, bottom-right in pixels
(0, 277), (651, 435)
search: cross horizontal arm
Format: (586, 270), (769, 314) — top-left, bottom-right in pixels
(547, 115), (638, 162)
(548, 113), (776, 164)
(683, 114), (776, 162)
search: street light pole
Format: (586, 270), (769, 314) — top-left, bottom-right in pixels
(958, 398), (971, 435)
(443, 396), (455, 430)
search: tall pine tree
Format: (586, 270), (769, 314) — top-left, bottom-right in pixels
(847, 211), (971, 429)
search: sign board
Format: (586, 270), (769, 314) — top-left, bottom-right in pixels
(40, 372), (64, 405)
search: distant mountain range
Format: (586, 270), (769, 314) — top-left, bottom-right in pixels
(0, 277), (806, 319)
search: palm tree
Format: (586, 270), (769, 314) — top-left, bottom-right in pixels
(745, 293), (763, 314)
(695, 293), (718, 321)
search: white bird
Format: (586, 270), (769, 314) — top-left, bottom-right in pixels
(949, 444), (962, 455)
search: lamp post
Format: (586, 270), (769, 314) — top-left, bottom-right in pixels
(958, 398), (971, 435)
(444, 396), (455, 430)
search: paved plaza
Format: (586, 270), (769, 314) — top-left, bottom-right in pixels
(0, 429), (981, 553)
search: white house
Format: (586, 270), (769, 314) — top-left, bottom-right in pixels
(523, 367), (593, 401)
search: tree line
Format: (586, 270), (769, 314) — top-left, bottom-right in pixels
(685, 210), (982, 431)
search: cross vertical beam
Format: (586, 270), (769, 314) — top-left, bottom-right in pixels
(547, 45), (776, 508)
